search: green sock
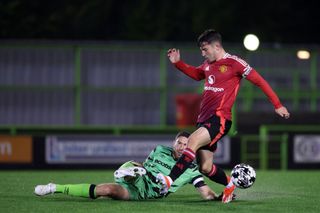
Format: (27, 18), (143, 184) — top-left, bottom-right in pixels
(55, 184), (96, 198)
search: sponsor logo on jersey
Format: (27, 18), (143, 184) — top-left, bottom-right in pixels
(204, 86), (224, 92)
(219, 65), (228, 73)
(155, 159), (172, 170)
(208, 75), (215, 84)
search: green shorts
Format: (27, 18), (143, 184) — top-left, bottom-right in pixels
(115, 161), (163, 200)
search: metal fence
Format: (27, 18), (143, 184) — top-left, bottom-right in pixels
(0, 41), (319, 126)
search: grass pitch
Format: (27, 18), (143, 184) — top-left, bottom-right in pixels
(0, 170), (319, 213)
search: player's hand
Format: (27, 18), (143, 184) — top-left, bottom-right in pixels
(275, 106), (290, 119)
(167, 48), (180, 63)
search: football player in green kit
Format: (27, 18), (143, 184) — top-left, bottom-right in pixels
(34, 132), (228, 201)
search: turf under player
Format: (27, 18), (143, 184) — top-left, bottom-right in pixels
(34, 132), (226, 201)
(156, 29), (290, 203)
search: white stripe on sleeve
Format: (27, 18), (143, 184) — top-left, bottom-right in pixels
(192, 177), (204, 186)
(242, 65), (252, 78)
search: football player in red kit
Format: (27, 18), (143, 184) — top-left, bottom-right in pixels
(157, 29), (290, 203)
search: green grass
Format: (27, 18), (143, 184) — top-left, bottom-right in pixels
(0, 170), (319, 213)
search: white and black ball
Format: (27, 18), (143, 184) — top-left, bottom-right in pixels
(231, 163), (256, 189)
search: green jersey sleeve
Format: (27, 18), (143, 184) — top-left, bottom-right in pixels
(143, 145), (206, 193)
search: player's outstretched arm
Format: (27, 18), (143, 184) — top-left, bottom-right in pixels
(168, 48), (205, 81)
(245, 70), (290, 119)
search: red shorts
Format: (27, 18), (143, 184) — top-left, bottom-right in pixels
(197, 115), (232, 152)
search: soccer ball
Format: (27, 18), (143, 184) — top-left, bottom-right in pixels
(231, 163), (256, 189)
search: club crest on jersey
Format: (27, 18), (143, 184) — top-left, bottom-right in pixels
(219, 65), (228, 73)
(208, 75), (215, 84)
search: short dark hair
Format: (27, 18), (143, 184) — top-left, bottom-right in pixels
(175, 131), (190, 139)
(197, 29), (222, 47)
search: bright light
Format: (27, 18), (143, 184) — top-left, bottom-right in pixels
(297, 50), (310, 60)
(243, 34), (260, 51)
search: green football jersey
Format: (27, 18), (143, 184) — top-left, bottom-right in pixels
(143, 145), (204, 193)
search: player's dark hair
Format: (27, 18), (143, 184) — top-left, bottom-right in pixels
(175, 131), (190, 139)
(197, 29), (222, 47)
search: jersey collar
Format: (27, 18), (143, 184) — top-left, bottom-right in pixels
(222, 53), (230, 59)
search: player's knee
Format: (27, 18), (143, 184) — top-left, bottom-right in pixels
(187, 137), (200, 151)
(96, 184), (113, 196)
(199, 163), (212, 174)
(187, 131), (211, 151)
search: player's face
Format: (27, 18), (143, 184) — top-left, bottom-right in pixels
(200, 42), (219, 62)
(173, 136), (188, 158)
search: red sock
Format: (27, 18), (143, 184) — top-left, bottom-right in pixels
(169, 148), (195, 181)
(205, 164), (228, 186)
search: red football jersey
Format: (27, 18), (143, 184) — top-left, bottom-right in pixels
(174, 53), (282, 122)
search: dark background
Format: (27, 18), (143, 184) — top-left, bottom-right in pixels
(0, 0), (319, 44)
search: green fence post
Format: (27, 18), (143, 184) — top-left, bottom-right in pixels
(259, 125), (268, 170)
(10, 127), (17, 136)
(74, 46), (82, 126)
(280, 133), (289, 171)
(240, 136), (247, 163)
(243, 83), (254, 112)
(292, 71), (300, 111)
(310, 52), (318, 111)
(230, 105), (237, 136)
(159, 49), (167, 127)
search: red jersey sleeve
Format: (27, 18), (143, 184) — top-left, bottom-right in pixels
(233, 58), (283, 109)
(174, 60), (205, 81)
(245, 70), (283, 109)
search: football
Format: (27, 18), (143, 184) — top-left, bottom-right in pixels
(231, 163), (256, 189)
